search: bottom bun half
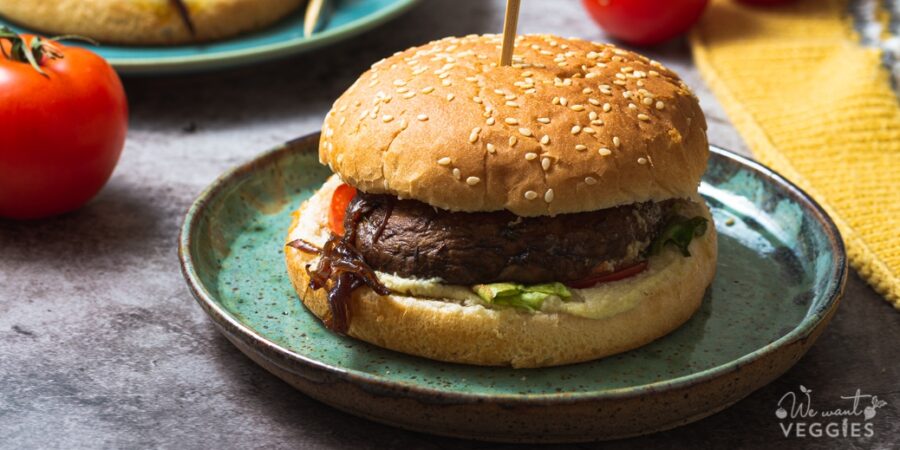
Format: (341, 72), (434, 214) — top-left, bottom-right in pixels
(285, 177), (718, 368)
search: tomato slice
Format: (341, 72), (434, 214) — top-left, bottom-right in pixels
(565, 261), (649, 289)
(328, 183), (357, 236)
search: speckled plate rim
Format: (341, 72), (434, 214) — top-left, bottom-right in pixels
(0, 0), (419, 75)
(178, 134), (848, 404)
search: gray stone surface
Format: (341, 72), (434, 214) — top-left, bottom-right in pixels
(1, 1), (898, 448)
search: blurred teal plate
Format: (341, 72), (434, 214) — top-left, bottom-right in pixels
(178, 135), (846, 442)
(0, 0), (419, 75)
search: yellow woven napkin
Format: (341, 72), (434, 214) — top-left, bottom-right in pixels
(691, 0), (900, 308)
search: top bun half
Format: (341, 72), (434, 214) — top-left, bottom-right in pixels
(319, 34), (708, 216)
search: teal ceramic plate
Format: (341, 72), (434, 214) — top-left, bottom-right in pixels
(179, 134), (846, 443)
(0, 0), (419, 75)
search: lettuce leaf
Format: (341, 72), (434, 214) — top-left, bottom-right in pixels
(473, 282), (571, 311)
(650, 215), (708, 257)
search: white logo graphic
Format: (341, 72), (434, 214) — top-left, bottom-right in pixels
(775, 385), (887, 438)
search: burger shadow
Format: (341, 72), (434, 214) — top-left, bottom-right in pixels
(121, 0), (499, 135)
(204, 325), (487, 449)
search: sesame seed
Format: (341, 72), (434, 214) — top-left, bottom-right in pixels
(509, 136), (518, 147)
(466, 176), (481, 186)
(571, 125), (582, 135)
(583, 127), (596, 134)
(623, 91), (632, 99)
(393, 79), (406, 86)
(613, 80), (627, 86)
(487, 143), (496, 154)
(437, 157), (452, 166)
(402, 92), (416, 99)
(591, 119), (604, 126)
(585, 176), (597, 185)
(537, 117), (551, 124)
(588, 98), (601, 106)
(552, 97), (560, 105)
(642, 97), (653, 105)
(589, 111), (598, 121)
(575, 144), (587, 151)
(541, 157), (551, 171)
(505, 118), (519, 125)
(582, 87), (593, 94)
(473, 96), (483, 104)
(506, 101), (520, 108)
(382, 115), (394, 122)
(638, 114), (650, 121)
(628, 103), (638, 110)
(452, 168), (462, 179)
(544, 189), (555, 203)
(399, 118), (408, 129)
(417, 114), (429, 121)
(486, 117), (496, 125)
(442, 79), (452, 86)
(656, 101), (665, 110)
(519, 128), (533, 137)
(505, 93), (517, 100)
(540, 135), (551, 145)
(524, 191), (538, 200)
(613, 136), (621, 147)
(603, 103), (612, 112)
(649, 70), (659, 77)
(469, 127), (481, 143)
(560, 97), (569, 106)
(570, 104), (585, 111)
(447, 93), (455, 101)
(525, 152), (538, 161)
(637, 157), (648, 165)
(599, 147), (611, 156)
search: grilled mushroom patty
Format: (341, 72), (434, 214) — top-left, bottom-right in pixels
(345, 192), (677, 285)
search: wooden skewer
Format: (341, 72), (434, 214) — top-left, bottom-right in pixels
(499, 0), (521, 66)
(305, 0), (327, 37)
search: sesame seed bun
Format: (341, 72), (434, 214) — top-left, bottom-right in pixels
(320, 34), (709, 216)
(285, 176), (718, 368)
(0, 0), (304, 45)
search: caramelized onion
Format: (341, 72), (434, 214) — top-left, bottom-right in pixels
(285, 195), (390, 333)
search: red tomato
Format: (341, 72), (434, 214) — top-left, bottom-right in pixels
(0, 32), (127, 219)
(582, 0), (709, 46)
(566, 261), (649, 289)
(328, 183), (357, 236)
